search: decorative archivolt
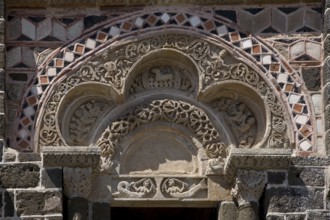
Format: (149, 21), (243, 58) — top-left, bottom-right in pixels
(36, 34), (291, 161)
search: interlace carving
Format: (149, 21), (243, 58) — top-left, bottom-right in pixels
(161, 178), (207, 198)
(97, 99), (223, 158)
(37, 34), (287, 152)
(69, 100), (108, 145)
(231, 169), (266, 206)
(129, 65), (194, 95)
(212, 98), (257, 148)
(63, 167), (92, 199)
(112, 178), (156, 198)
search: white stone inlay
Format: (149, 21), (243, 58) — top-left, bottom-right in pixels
(299, 140), (312, 151)
(217, 25), (228, 36)
(289, 94), (301, 103)
(47, 67), (57, 76)
(23, 106), (35, 117)
(296, 115), (309, 125)
(161, 13), (171, 23)
(262, 55), (272, 65)
(242, 39), (252, 49)
(18, 128), (29, 139)
(189, 16), (201, 27)
(135, 17), (144, 28)
(109, 26), (121, 37)
(64, 51), (74, 62)
(85, 38), (96, 49)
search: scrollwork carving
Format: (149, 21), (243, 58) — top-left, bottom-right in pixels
(97, 99), (223, 159)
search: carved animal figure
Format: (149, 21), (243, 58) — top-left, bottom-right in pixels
(151, 68), (173, 82)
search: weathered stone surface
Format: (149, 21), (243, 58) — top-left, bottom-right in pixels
(302, 67), (321, 91)
(291, 156), (330, 166)
(267, 171), (286, 185)
(286, 214), (306, 220)
(238, 202), (259, 220)
(324, 58), (330, 86)
(0, 163), (40, 188)
(6, 0), (321, 8)
(18, 152), (41, 162)
(4, 191), (15, 217)
(16, 191), (62, 216)
(288, 167), (325, 186)
(42, 168), (62, 188)
(266, 215), (285, 220)
(325, 105), (330, 131)
(325, 35), (330, 59)
(263, 187), (324, 213)
(219, 201), (237, 220)
(92, 202), (110, 220)
(67, 197), (88, 220)
(306, 211), (330, 220)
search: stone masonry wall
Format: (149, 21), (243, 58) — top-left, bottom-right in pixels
(1, 1), (330, 219)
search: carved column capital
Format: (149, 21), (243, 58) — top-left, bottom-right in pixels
(231, 169), (266, 206)
(63, 167), (92, 199)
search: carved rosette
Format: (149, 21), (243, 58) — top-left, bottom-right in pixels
(63, 167), (92, 199)
(231, 169), (266, 206)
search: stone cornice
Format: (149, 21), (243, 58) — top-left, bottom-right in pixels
(6, 0), (321, 8)
(42, 146), (101, 167)
(224, 148), (292, 181)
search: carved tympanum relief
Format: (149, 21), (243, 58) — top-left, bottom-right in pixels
(96, 99), (228, 175)
(67, 100), (109, 145)
(129, 65), (195, 96)
(38, 34), (290, 152)
(211, 98), (257, 148)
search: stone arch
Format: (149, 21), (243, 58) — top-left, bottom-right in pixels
(93, 97), (233, 176)
(11, 8), (313, 153)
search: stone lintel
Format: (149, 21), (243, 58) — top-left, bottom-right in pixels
(224, 148), (292, 181)
(6, 0), (321, 8)
(42, 146), (101, 167)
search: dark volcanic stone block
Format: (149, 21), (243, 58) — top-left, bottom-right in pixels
(267, 171), (286, 184)
(0, 164), (40, 188)
(263, 187), (323, 213)
(16, 191), (62, 216)
(286, 214), (306, 220)
(302, 67), (320, 91)
(266, 215), (285, 220)
(288, 167), (324, 186)
(4, 191), (15, 217)
(42, 168), (62, 188)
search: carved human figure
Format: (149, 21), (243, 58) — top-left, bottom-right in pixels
(231, 170), (266, 220)
(112, 178), (156, 198)
(161, 178), (207, 198)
